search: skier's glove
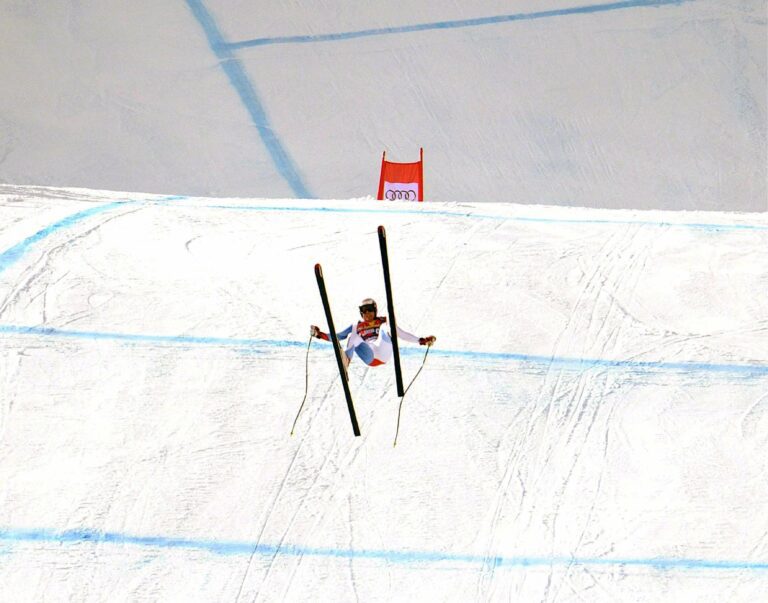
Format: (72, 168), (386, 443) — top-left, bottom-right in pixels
(419, 336), (436, 346)
(310, 325), (330, 341)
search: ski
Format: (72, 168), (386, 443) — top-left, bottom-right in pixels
(377, 226), (405, 397)
(314, 263), (361, 437)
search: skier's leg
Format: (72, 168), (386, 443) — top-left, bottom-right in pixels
(344, 331), (376, 366)
(345, 332), (364, 363)
(367, 330), (393, 366)
(344, 330), (393, 367)
(353, 342), (375, 365)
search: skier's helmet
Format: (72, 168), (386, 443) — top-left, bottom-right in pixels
(359, 298), (377, 315)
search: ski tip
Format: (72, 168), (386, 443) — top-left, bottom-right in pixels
(314, 263), (322, 276)
(378, 225), (386, 236)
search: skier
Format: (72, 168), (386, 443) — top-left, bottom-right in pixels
(310, 297), (436, 369)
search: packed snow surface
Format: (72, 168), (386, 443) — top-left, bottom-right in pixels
(0, 185), (766, 600)
(0, 0), (766, 599)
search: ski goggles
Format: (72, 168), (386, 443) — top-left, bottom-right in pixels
(359, 304), (376, 313)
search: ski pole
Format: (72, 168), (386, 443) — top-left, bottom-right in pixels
(393, 344), (431, 447)
(290, 333), (314, 436)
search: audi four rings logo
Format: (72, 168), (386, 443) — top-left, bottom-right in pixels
(385, 189), (418, 200)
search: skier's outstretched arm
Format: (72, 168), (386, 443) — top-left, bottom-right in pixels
(311, 323), (353, 342)
(395, 325), (436, 346)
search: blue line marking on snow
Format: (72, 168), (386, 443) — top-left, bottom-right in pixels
(0, 202), (126, 275)
(426, 347), (768, 376)
(181, 202), (768, 232)
(0, 527), (766, 572)
(184, 0), (312, 199)
(0, 325), (294, 350)
(0, 196), (188, 275)
(2, 325), (766, 377)
(52, 198), (767, 232)
(227, 0), (688, 49)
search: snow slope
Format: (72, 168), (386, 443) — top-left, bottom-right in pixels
(0, 0), (767, 599)
(0, 0), (765, 210)
(0, 185), (767, 600)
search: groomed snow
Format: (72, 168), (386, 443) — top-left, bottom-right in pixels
(0, 186), (766, 600)
(1, 0), (766, 599)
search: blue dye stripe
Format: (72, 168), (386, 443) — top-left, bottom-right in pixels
(0, 201), (128, 275)
(0, 196), (189, 276)
(195, 202), (768, 232)
(0, 527), (765, 572)
(44, 198), (766, 232)
(227, 0), (688, 49)
(183, 0), (312, 199)
(2, 324), (766, 377)
(0, 324), (292, 350)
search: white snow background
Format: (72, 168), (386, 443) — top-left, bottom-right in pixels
(1, 0), (767, 601)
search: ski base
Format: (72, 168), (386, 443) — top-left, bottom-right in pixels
(378, 225), (405, 397)
(315, 263), (361, 437)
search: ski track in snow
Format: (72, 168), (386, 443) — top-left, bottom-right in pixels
(478, 222), (691, 598)
(0, 188), (767, 601)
